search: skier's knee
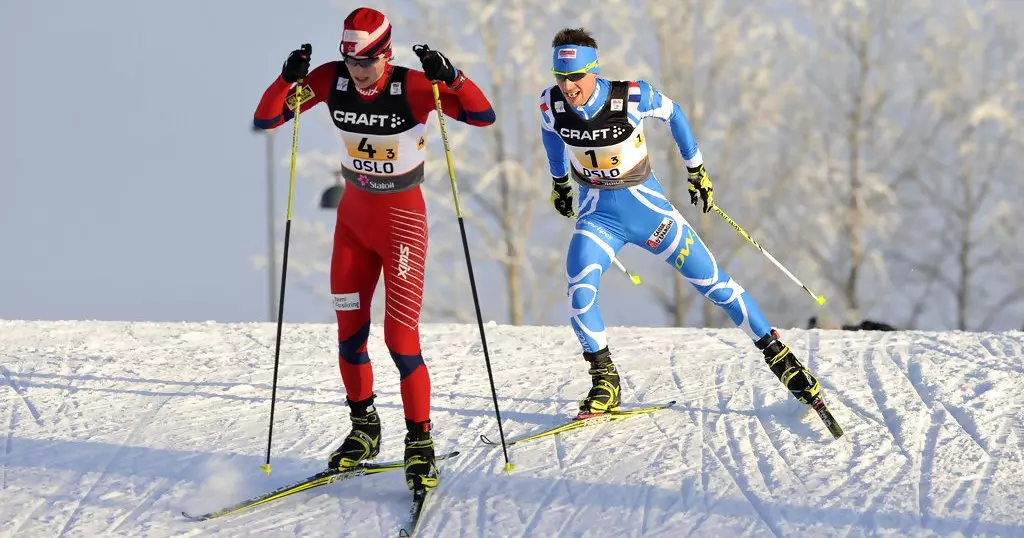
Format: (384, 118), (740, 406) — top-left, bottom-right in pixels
(705, 278), (745, 305)
(389, 350), (425, 380)
(339, 322), (371, 365)
(568, 282), (598, 312)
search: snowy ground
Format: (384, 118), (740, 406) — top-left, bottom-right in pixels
(0, 320), (1022, 537)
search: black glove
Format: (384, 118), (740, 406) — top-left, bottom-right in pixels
(687, 164), (715, 214)
(550, 175), (575, 218)
(412, 44), (459, 85)
(281, 44), (312, 83)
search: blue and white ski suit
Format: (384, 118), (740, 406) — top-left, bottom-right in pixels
(540, 78), (773, 353)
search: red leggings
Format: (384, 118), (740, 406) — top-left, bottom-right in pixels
(331, 185), (430, 423)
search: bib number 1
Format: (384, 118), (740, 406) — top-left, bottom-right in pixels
(584, 149), (619, 168)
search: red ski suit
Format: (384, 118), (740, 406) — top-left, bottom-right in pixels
(254, 62), (494, 422)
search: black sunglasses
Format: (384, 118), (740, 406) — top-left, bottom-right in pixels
(342, 53), (383, 68)
(554, 72), (587, 83)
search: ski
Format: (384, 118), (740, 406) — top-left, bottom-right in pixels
(397, 487), (429, 537)
(479, 401), (676, 447)
(811, 396), (844, 439)
(182, 451), (460, 521)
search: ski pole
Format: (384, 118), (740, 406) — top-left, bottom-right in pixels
(711, 203), (826, 305)
(424, 73), (514, 473)
(611, 256), (641, 285)
(261, 72), (307, 476)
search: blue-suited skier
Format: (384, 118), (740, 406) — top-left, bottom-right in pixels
(539, 27), (823, 417)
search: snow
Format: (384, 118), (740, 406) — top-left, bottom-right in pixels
(1, 320), (1023, 537)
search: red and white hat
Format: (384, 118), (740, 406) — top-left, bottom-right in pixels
(340, 7), (392, 59)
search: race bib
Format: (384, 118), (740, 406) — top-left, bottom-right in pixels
(571, 147), (623, 171)
(343, 133), (399, 162)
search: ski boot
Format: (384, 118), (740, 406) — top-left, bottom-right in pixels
(327, 394), (381, 470)
(577, 347), (622, 417)
(755, 330), (821, 404)
(404, 419), (439, 491)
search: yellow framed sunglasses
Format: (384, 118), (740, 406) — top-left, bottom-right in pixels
(552, 59), (599, 82)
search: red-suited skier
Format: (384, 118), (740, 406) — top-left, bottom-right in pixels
(252, 7), (495, 491)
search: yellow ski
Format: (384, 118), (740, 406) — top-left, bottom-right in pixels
(480, 401), (675, 447)
(182, 451), (460, 521)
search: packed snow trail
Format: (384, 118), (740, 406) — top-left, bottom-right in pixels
(0, 320), (1022, 537)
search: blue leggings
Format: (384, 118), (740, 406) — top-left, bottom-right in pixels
(567, 175), (772, 353)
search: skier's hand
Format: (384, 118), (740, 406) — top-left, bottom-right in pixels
(550, 175), (575, 218)
(281, 44), (312, 83)
(412, 44), (459, 86)
(687, 164), (714, 213)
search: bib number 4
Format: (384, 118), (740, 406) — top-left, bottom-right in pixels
(357, 137), (396, 160)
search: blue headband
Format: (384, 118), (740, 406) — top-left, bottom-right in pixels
(552, 45), (600, 75)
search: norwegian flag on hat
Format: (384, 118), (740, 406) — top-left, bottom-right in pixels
(341, 7), (392, 58)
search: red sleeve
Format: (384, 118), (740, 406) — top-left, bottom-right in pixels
(253, 62), (336, 130)
(404, 69), (496, 127)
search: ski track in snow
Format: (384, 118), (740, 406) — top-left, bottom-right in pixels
(1, 362), (45, 427)
(1, 321), (1024, 537)
(55, 378), (203, 538)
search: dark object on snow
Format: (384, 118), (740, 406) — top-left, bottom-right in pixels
(841, 320), (898, 331)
